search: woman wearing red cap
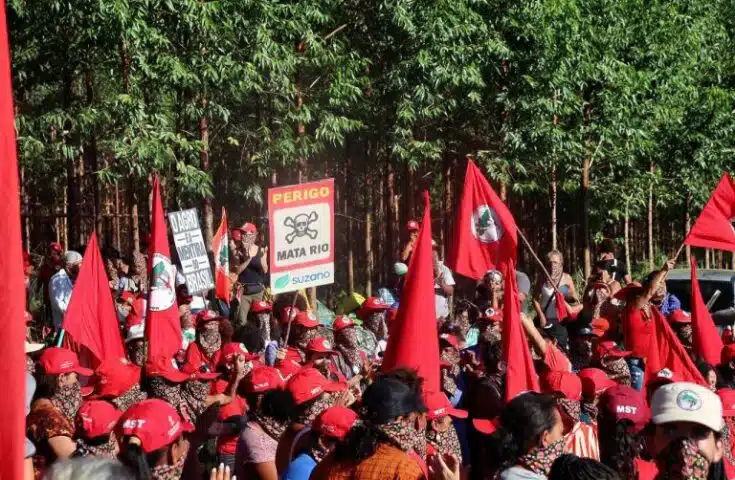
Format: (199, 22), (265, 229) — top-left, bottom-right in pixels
(116, 399), (194, 480)
(232, 222), (268, 330)
(184, 309), (224, 374)
(400, 220), (420, 263)
(73, 400), (122, 458)
(332, 316), (366, 377)
(27, 347), (93, 478)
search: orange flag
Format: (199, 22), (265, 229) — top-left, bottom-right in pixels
(212, 208), (231, 304)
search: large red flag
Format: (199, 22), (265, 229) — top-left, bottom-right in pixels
(61, 232), (126, 365)
(0, 2), (28, 477)
(690, 257), (724, 366)
(685, 173), (735, 251)
(382, 191), (440, 395)
(446, 158), (517, 280)
(503, 260), (540, 401)
(145, 176), (181, 360)
(645, 307), (706, 387)
(212, 208), (231, 304)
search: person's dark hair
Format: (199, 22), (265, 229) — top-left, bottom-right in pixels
(697, 360), (717, 383)
(482, 339), (504, 374)
(117, 440), (167, 480)
(33, 365), (60, 400)
(549, 454), (621, 480)
(485, 393), (558, 473)
(219, 319), (234, 344)
(598, 239), (617, 255)
(102, 246), (121, 262)
(597, 417), (643, 479)
(334, 369), (426, 463)
(258, 388), (296, 423)
(235, 321), (265, 353)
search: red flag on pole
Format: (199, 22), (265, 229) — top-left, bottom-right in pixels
(690, 257), (724, 366)
(0, 0), (27, 474)
(503, 260), (540, 401)
(61, 232), (126, 365)
(446, 158), (517, 280)
(144, 176), (181, 360)
(645, 307), (706, 387)
(382, 191), (440, 395)
(212, 208), (231, 304)
(684, 173), (735, 251)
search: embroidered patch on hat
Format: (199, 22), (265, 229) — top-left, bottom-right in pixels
(677, 390), (703, 411)
(658, 368), (673, 379)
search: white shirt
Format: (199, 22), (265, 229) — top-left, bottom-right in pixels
(49, 269), (74, 329)
(434, 263), (455, 319)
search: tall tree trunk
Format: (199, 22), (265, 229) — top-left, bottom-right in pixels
(365, 170), (374, 296)
(199, 96), (213, 252)
(581, 151), (591, 279)
(405, 164), (415, 223)
(344, 146), (354, 295)
(550, 166), (558, 250)
(705, 249), (711, 269)
(120, 39), (139, 252)
(385, 161), (397, 261)
(377, 160), (385, 286)
(442, 156), (453, 259)
(685, 192), (692, 266)
(84, 70), (102, 237)
(648, 161), (655, 270)
(499, 182), (507, 203)
(624, 203), (631, 275)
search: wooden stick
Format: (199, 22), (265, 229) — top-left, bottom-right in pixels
(516, 227), (564, 297)
(673, 242), (686, 263)
(282, 290), (300, 347)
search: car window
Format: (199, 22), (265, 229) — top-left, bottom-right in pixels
(666, 279), (735, 314)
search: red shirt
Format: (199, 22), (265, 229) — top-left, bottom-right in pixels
(184, 343), (221, 373)
(623, 305), (653, 358)
(635, 458), (659, 480)
(210, 378), (247, 455)
(544, 342), (572, 372)
(276, 347), (304, 379)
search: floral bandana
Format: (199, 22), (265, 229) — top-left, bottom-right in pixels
(365, 312), (388, 340)
(51, 382), (83, 422)
(549, 261), (564, 287)
(292, 325), (319, 352)
(253, 413), (288, 442)
(658, 438), (710, 480)
(517, 439), (565, 476)
(149, 377), (190, 421)
(75, 436), (118, 458)
(600, 357), (632, 386)
(582, 402), (599, 422)
(426, 422), (463, 463)
(296, 392), (338, 425)
(128, 342), (146, 367)
(677, 325), (693, 349)
(111, 383), (148, 411)
(441, 348), (461, 397)
(181, 380), (209, 423)
(151, 455), (186, 480)
(257, 313), (272, 349)
(556, 397), (581, 426)
(375, 418), (427, 459)
(723, 421), (735, 466)
(335, 327), (364, 373)
(199, 322), (222, 358)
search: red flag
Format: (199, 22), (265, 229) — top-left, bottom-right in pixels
(503, 260), (540, 401)
(690, 257), (724, 366)
(446, 158), (517, 280)
(555, 292), (570, 323)
(61, 232), (126, 365)
(685, 173), (735, 251)
(645, 307), (706, 387)
(0, 2), (28, 476)
(382, 191), (440, 395)
(145, 176), (181, 360)
(212, 208), (231, 304)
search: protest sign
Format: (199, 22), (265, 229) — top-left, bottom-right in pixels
(268, 179), (335, 294)
(168, 208), (214, 293)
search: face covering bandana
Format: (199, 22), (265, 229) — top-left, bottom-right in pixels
(129, 343), (146, 367)
(518, 439), (565, 476)
(426, 421), (463, 463)
(52, 381), (83, 421)
(293, 325), (319, 352)
(440, 348), (461, 396)
(199, 323), (222, 357)
(556, 397), (581, 431)
(296, 392), (338, 426)
(111, 383), (148, 411)
(151, 454), (186, 480)
(658, 437), (710, 480)
(374, 417), (427, 459)
(336, 328), (364, 373)
(258, 313), (272, 348)
(600, 357), (632, 386)
(365, 312), (388, 340)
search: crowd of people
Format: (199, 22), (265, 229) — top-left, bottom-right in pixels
(19, 220), (735, 480)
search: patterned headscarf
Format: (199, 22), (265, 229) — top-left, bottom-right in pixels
(582, 402), (599, 422)
(364, 312), (388, 340)
(335, 327), (364, 373)
(51, 382), (83, 422)
(111, 383), (148, 411)
(128, 342), (146, 367)
(257, 313), (273, 351)
(149, 377), (189, 421)
(295, 392), (338, 426)
(599, 357), (632, 386)
(374, 417), (427, 459)
(292, 325), (319, 352)
(556, 397), (581, 427)
(722, 420), (735, 466)
(657, 438), (709, 479)
(440, 348), (461, 397)
(151, 455), (186, 480)
(199, 321), (222, 358)
(676, 325), (693, 349)
(517, 439), (565, 477)
(426, 421), (463, 463)
(75, 436), (118, 458)
(181, 380), (209, 423)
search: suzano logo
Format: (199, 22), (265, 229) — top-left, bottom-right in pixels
(275, 271), (331, 289)
(274, 274), (290, 290)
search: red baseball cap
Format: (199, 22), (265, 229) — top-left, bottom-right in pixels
(95, 359), (141, 398)
(116, 399), (194, 453)
(219, 343), (258, 367)
(280, 306), (300, 324)
(239, 222), (257, 234)
(39, 347), (93, 377)
(668, 309), (691, 324)
(723, 344), (735, 366)
(578, 368), (617, 399)
(243, 367), (285, 393)
(599, 385), (650, 433)
(332, 315), (356, 332)
(145, 356), (191, 383)
(251, 300), (272, 314)
(648, 368), (682, 387)
(48, 242), (63, 253)
(596, 341), (632, 360)
(473, 417), (501, 435)
(424, 391), (468, 420)
(439, 334), (460, 350)
(287, 367), (344, 405)
(540, 371), (582, 401)
(357, 297), (390, 319)
(307, 336), (335, 354)
(77, 400), (122, 439)
(406, 220), (420, 232)
(613, 282), (645, 301)
(195, 309), (222, 326)
(591, 318), (610, 338)
(231, 229), (242, 242)
(718, 389), (735, 417)
(313, 406), (359, 440)
(294, 311), (319, 328)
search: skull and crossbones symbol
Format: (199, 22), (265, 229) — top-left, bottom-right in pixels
(284, 211), (319, 244)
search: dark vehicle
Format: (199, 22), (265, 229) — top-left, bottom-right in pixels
(666, 269), (735, 326)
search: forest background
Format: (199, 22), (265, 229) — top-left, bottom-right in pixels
(8, 0), (735, 301)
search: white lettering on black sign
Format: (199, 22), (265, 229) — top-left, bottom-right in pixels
(168, 208), (214, 293)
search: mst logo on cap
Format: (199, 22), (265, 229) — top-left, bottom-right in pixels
(677, 390), (703, 411)
(471, 205), (503, 243)
(150, 253), (176, 311)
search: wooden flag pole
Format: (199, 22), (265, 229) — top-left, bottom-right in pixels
(516, 227), (565, 297)
(282, 290), (301, 347)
